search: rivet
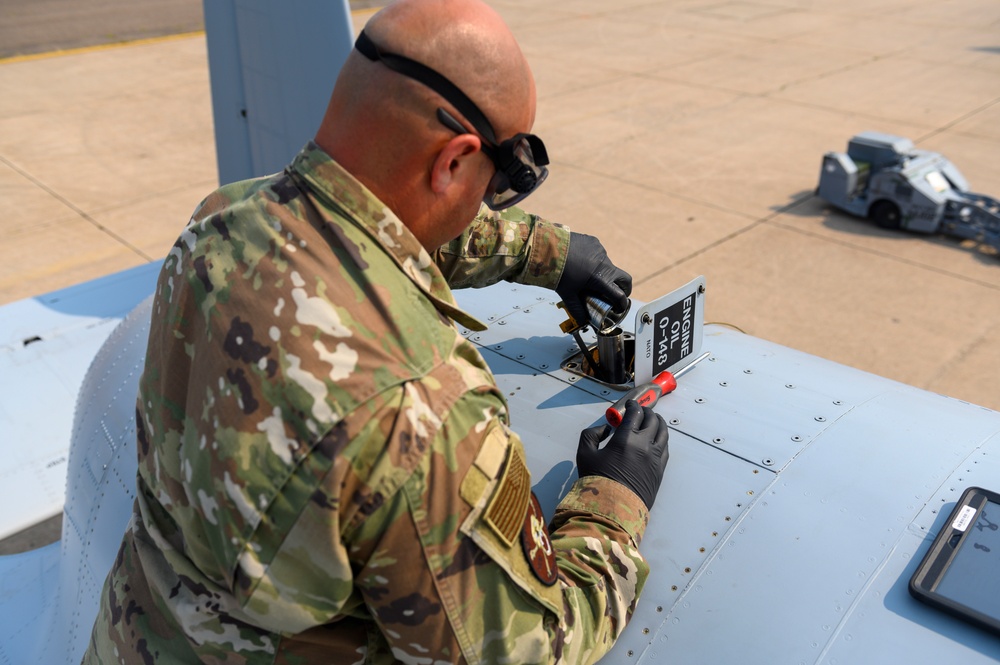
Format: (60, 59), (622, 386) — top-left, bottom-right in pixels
(628, 650), (634, 657)
(517, 354), (525, 360)
(833, 400), (843, 405)
(791, 435), (803, 442)
(601, 390), (611, 396)
(719, 381), (729, 387)
(669, 418), (680, 425)
(762, 458), (774, 466)
(497, 320), (506, 325)
(695, 397), (706, 404)
(744, 369), (753, 374)
(712, 437), (724, 445)
(540, 363), (548, 369)
(494, 344), (503, 350)
(785, 384), (795, 389)
(815, 416), (826, 422)
(643, 627), (650, 634)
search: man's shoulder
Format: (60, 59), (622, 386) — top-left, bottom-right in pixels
(192, 173), (284, 218)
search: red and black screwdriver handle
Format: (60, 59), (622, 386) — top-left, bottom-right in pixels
(605, 351), (711, 427)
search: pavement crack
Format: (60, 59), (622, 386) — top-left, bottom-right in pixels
(923, 326), (992, 389)
(916, 97), (1000, 144)
(635, 191), (815, 287)
(770, 210), (1000, 293)
(0, 154), (153, 262)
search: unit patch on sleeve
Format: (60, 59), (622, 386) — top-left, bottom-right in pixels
(484, 443), (531, 547)
(521, 493), (558, 586)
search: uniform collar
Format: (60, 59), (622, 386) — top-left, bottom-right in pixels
(289, 142), (487, 332)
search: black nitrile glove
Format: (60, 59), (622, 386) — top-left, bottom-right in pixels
(556, 232), (632, 329)
(576, 400), (670, 510)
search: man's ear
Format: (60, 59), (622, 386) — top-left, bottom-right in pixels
(430, 134), (483, 195)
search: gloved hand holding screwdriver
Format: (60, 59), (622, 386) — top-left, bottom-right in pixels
(560, 234), (670, 508)
(577, 400), (670, 510)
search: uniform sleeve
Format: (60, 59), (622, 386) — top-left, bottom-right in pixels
(433, 204), (571, 290)
(340, 378), (651, 664)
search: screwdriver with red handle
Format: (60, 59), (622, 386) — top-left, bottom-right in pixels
(605, 351), (711, 426)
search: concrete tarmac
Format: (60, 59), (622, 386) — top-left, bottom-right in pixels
(0, 0), (204, 59)
(1, 0), (998, 413)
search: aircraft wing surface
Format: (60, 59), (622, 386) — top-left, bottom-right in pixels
(1, 269), (999, 663)
(452, 285), (1000, 664)
(0, 262), (159, 540)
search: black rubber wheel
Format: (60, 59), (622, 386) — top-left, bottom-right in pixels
(870, 201), (902, 229)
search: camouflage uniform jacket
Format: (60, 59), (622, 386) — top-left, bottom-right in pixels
(84, 142), (651, 664)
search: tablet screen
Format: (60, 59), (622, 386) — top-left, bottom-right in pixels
(935, 500), (1000, 620)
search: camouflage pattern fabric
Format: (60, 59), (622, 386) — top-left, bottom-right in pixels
(83, 142), (651, 664)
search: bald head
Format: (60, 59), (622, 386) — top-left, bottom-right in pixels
(315, 0), (538, 247)
(360, 0), (534, 137)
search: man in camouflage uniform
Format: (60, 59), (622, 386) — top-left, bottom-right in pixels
(84, 0), (670, 662)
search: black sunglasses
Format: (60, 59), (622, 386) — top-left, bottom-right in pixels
(354, 30), (548, 210)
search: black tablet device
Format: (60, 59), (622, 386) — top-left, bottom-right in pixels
(909, 486), (1000, 636)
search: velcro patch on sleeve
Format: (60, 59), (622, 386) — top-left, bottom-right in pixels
(521, 492), (558, 586)
(484, 443), (531, 547)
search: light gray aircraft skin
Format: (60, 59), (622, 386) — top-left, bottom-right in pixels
(2, 2), (999, 662)
(1, 265), (999, 663)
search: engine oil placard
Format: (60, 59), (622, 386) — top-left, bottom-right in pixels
(634, 276), (705, 385)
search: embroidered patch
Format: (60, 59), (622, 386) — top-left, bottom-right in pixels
(521, 493), (558, 586)
(484, 444), (531, 547)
